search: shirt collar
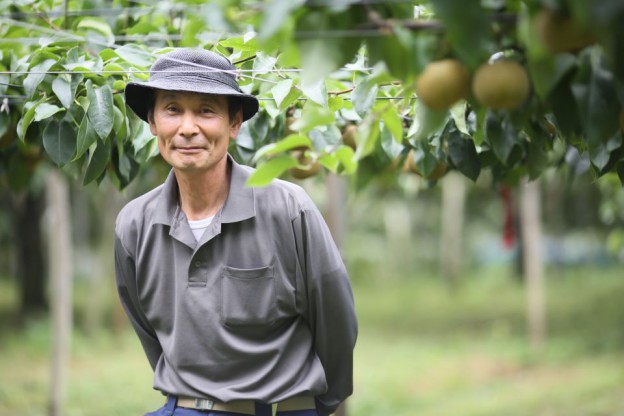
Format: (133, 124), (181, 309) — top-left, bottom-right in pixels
(221, 154), (256, 223)
(153, 154), (256, 226)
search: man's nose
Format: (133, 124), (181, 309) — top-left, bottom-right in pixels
(179, 112), (199, 137)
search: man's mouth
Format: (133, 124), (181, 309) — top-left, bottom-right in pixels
(175, 146), (205, 153)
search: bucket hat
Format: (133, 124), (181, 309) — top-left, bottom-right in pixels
(125, 48), (259, 122)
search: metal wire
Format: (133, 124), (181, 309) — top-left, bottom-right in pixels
(0, 17), (279, 85)
(0, 0), (419, 19)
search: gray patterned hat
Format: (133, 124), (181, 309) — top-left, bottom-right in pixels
(125, 48), (259, 122)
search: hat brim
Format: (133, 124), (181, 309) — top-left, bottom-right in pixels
(125, 79), (259, 123)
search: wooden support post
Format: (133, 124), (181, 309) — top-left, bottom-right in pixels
(325, 173), (348, 416)
(46, 170), (73, 416)
(520, 178), (546, 353)
(440, 171), (467, 289)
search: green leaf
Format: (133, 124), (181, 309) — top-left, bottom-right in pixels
(254, 134), (312, 161)
(430, 0), (492, 70)
(408, 101), (447, 141)
(220, 35), (260, 53)
(485, 111), (517, 164)
(86, 81), (114, 140)
(309, 125), (341, 150)
(450, 102), (469, 135)
(113, 105), (127, 142)
(129, 112), (155, 153)
(52, 73), (83, 108)
(380, 122), (404, 159)
(366, 28), (420, 82)
(75, 116), (98, 160)
(573, 55), (621, 145)
(290, 103), (335, 133)
(354, 114), (381, 160)
(300, 78), (328, 107)
(334, 145), (357, 174)
(412, 142), (439, 177)
(319, 153), (339, 173)
(24, 59), (56, 98)
(528, 54), (577, 100)
(115, 44), (153, 68)
(34, 103), (64, 122)
(259, 0), (306, 40)
(447, 128), (481, 181)
(52, 76), (72, 109)
(381, 105), (404, 143)
(352, 79), (378, 118)
(526, 134), (550, 180)
(246, 155), (298, 187)
(548, 80), (581, 137)
(76, 17), (115, 45)
(328, 96), (345, 112)
(18, 98), (46, 141)
(253, 52), (277, 74)
(43, 120), (76, 166)
(83, 139), (111, 186)
(271, 79), (294, 109)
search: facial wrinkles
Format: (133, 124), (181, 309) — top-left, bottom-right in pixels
(156, 94), (229, 149)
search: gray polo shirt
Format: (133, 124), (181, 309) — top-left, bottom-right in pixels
(114, 156), (357, 416)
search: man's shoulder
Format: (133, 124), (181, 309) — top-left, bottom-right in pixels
(116, 184), (165, 231)
(254, 176), (319, 220)
(236, 162), (313, 206)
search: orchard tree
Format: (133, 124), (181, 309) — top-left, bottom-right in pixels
(1, 0), (623, 191)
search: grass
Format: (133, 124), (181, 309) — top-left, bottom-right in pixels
(1, 266), (624, 415)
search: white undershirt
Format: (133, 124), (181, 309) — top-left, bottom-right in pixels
(188, 215), (215, 242)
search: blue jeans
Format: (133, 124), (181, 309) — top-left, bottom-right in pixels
(145, 396), (319, 416)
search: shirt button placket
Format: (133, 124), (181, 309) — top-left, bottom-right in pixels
(188, 257), (207, 286)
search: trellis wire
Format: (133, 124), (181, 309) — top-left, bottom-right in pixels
(0, 0), (419, 19)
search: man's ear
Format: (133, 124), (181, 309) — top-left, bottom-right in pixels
(229, 109), (243, 140)
(148, 111), (157, 136)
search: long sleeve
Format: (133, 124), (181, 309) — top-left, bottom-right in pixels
(114, 229), (163, 371)
(293, 207), (358, 416)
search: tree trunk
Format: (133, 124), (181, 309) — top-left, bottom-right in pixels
(10, 189), (48, 318)
(46, 171), (73, 416)
(520, 179), (546, 353)
(440, 172), (467, 289)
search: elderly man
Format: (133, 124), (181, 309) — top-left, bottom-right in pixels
(114, 48), (357, 416)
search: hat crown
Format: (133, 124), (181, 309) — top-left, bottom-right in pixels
(124, 48), (259, 122)
(150, 49), (240, 91)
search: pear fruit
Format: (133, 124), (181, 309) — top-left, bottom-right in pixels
(535, 8), (594, 53)
(403, 150), (448, 181)
(342, 124), (357, 150)
(416, 59), (470, 111)
(472, 61), (530, 110)
(289, 150), (321, 180)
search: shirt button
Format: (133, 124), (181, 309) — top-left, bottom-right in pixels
(194, 261), (202, 267)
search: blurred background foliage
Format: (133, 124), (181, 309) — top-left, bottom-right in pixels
(2, 166), (624, 415)
(1, 0), (624, 415)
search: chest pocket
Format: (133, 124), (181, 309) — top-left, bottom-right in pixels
(220, 265), (276, 326)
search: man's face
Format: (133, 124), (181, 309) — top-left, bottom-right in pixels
(149, 90), (242, 175)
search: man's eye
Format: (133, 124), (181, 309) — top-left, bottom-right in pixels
(201, 107), (213, 113)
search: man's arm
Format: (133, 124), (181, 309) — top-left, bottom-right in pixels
(114, 231), (163, 371)
(293, 207), (358, 416)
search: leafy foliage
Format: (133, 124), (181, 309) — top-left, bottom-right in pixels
(1, 0), (624, 190)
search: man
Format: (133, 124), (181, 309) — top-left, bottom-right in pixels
(115, 48), (358, 416)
